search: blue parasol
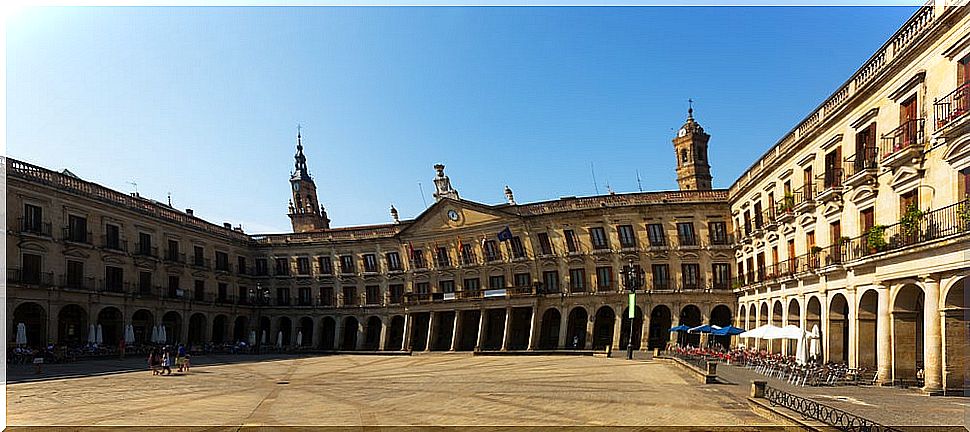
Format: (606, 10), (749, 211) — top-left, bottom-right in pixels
(712, 325), (745, 336)
(669, 325), (690, 332)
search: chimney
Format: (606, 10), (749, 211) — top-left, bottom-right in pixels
(223, 223), (231, 229)
(186, 209), (194, 216)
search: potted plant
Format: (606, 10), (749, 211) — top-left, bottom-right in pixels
(865, 225), (888, 252)
(810, 245), (823, 254)
(957, 195), (970, 231)
(900, 203), (924, 240)
(778, 192), (795, 214)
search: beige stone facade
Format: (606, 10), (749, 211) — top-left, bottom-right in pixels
(730, 2), (970, 394)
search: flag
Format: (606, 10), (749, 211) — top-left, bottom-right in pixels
(407, 241), (415, 259)
(497, 226), (513, 242)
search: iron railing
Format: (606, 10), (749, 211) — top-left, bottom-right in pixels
(62, 227), (92, 244)
(843, 147), (879, 179)
(880, 118), (925, 160)
(102, 235), (128, 252)
(134, 244), (158, 258)
(18, 218), (52, 236)
(764, 385), (901, 432)
(934, 82), (969, 131)
(818, 168), (844, 194)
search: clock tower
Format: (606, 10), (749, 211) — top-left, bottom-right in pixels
(673, 103), (713, 191)
(287, 129), (330, 232)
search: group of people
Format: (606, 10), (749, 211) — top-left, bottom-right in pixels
(148, 345), (190, 376)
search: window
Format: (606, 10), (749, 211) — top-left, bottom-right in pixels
(218, 283), (229, 302)
(510, 237), (526, 258)
(105, 266), (124, 292)
(651, 264), (670, 290)
(563, 229), (578, 252)
(771, 246), (779, 275)
(23, 203), (43, 233)
(860, 206), (876, 236)
(767, 193), (775, 218)
(960, 167), (970, 199)
(67, 215), (88, 243)
(297, 256), (311, 275)
(412, 250), (426, 269)
(489, 275), (506, 290)
(677, 222), (697, 246)
(194, 280), (205, 301)
(460, 244), (476, 265)
(275, 257), (290, 275)
(415, 282), (430, 294)
(320, 286), (335, 306)
(854, 123), (878, 172)
(483, 240), (501, 262)
(166, 240), (180, 262)
(138, 271), (152, 294)
(216, 251), (230, 271)
(595, 266), (612, 291)
(255, 258), (268, 276)
(513, 272), (531, 288)
(617, 225), (636, 248)
(542, 270), (560, 293)
(277, 287), (291, 305)
(435, 247), (450, 267)
(238, 286), (249, 304)
(237, 256), (247, 275)
(365, 285), (381, 304)
(389, 284), (404, 304)
(66, 260), (84, 289)
(566, 268), (585, 292)
(743, 211), (752, 235)
(440, 280), (455, 293)
(168, 275), (180, 298)
(105, 224), (121, 250)
(21, 253), (42, 284)
(340, 255), (355, 274)
(900, 95), (919, 146)
(803, 166), (814, 198)
(342, 286), (356, 305)
(386, 252), (401, 271)
(712, 264), (730, 289)
(807, 231), (816, 250)
(299, 287), (312, 305)
(900, 190), (919, 215)
(681, 264), (700, 289)
(754, 202), (763, 228)
(463, 278), (480, 292)
(709, 221), (728, 245)
(756, 253), (766, 281)
(786, 240), (796, 273)
(536, 233), (552, 255)
(589, 227), (609, 250)
(193, 245), (205, 266)
(318, 256), (333, 275)
(363, 254), (378, 272)
(646, 224), (666, 246)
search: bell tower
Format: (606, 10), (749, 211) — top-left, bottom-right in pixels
(287, 128), (330, 232)
(673, 101), (713, 191)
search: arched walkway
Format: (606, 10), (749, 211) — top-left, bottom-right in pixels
(364, 316), (381, 350)
(678, 305), (702, 347)
(619, 306), (644, 350)
(341, 316), (359, 350)
(592, 306), (615, 350)
(385, 315), (405, 351)
(710, 304), (732, 349)
(806, 297), (822, 360)
(131, 309), (154, 344)
(786, 298), (801, 355)
(212, 315), (228, 344)
(565, 307), (588, 349)
(97, 307), (123, 346)
(12, 302), (47, 347)
(943, 277), (968, 393)
(647, 305), (671, 350)
(771, 300), (783, 353)
(278, 317), (292, 346)
(258, 316), (271, 345)
(162, 311), (182, 345)
(893, 284), (924, 384)
(828, 294), (849, 363)
(188, 313), (207, 346)
(538, 308), (561, 350)
(857, 290), (878, 369)
(298, 317), (313, 347)
(232, 316), (249, 343)
(319, 317), (336, 350)
(758, 302), (769, 350)
(57, 304), (87, 345)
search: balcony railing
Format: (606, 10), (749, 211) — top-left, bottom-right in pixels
(18, 218), (52, 237)
(8, 268), (54, 285)
(934, 82), (969, 131)
(164, 250), (186, 264)
(63, 228), (92, 244)
(98, 280), (130, 294)
(880, 118), (925, 161)
(709, 234), (735, 246)
(844, 147), (879, 180)
(317, 295), (337, 307)
(134, 244), (158, 258)
(651, 279), (672, 291)
(192, 257), (211, 269)
(819, 168), (844, 192)
(102, 235), (128, 252)
(59, 274), (96, 291)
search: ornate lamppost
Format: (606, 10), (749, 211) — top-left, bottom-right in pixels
(249, 283), (270, 355)
(620, 258), (645, 360)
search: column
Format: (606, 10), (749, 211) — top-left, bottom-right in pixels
(612, 306), (623, 351)
(922, 275), (942, 392)
(847, 290), (858, 368)
(876, 285), (892, 384)
(585, 313), (595, 350)
(500, 307), (512, 351)
(780, 300), (789, 356)
(379, 319), (388, 351)
(356, 319), (365, 350)
(527, 307), (539, 350)
(333, 317), (343, 351)
(449, 311), (461, 351)
(475, 309), (486, 351)
(557, 307), (568, 349)
(639, 308), (651, 351)
(425, 312), (435, 352)
(402, 314), (412, 351)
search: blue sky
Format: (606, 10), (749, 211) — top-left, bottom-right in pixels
(6, 6), (916, 233)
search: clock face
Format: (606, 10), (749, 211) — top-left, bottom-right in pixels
(447, 209), (460, 221)
(293, 183), (300, 192)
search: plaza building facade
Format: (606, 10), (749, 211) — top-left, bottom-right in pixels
(6, 112), (738, 357)
(730, 2), (970, 394)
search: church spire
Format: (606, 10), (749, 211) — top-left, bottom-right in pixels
(673, 101), (713, 191)
(287, 127), (330, 232)
(293, 125), (311, 181)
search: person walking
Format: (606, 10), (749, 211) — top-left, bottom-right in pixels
(160, 348), (172, 375)
(176, 344), (186, 372)
(148, 348), (160, 375)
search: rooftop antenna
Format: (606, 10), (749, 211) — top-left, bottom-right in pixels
(418, 181), (429, 208)
(127, 181), (138, 195)
(636, 170), (643, 192)
(590, 162), (599, 195)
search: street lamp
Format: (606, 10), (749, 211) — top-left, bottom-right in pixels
(249, 283), (270, 355)
(620, 258), (644, 360)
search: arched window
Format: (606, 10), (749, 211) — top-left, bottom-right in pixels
(681, 149), (689, 163)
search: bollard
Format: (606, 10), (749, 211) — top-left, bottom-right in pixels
(705, 361), (718, 384)
(751, 380), (767, 398)
(653, 348), (661, 357)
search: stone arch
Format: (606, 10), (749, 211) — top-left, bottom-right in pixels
(57, 304), (87, 345)
(298, 317), (313, 347)
(278, 316), (292, 346)
(188, 312), (207, 346)
(828, 293), (849, 363)
(892, 283), (925, 384)
(258, 316), (271, 345)
(942, 276), (968, 393)
(565, 306), (588, 349)
(857, 289), (879, 369)
(647, 304), (672, 350)
(212, 314), (228, 344)
(131, 309), (154, 344)
(619, 306), (644, 351)
(12, 302), (47, 347)
(739, 304), (747, 330)
(162, 311), (182, 345)
(806, 296), (823, 358)
(787, 297), (801, 354)
(538, 308), (561, 350)
(679, 304), (702, 347)
(385, 315), (405, 351)
(771, 300), (783, 353)
(592, 306), (616, 350)
(364, 316), (382, 350)
(341, 316), (359, 350)
(97, 306), (123, 346)
(232, 316), (249, 343)
(710, 304), (732, 349)
(319, 317), (337, 350)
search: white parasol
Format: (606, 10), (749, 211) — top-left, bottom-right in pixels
(296, 331), (303, 347)
(276, 331), (283, 348)
(809, 324), (821, 361)
(795, 329), (808, 365)
(88, 324), (97, 344)
(151, 325), (160, 343)
(249, 330), (257, 346)
(160, 326), (167, 344)
(96, 324), (104, 344)
(16, 323), (27, 346)
(261, 330), (267, 345)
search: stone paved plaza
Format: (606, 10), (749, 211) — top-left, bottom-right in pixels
(7, 354), (778, 428)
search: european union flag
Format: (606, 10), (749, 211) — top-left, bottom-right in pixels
(497, 226), (513, 242)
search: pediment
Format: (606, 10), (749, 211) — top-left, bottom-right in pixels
(107, 255), (130, 266)
(781, 223), (797, 236)
(735, 249), (744, 259)
(848, 185), (877, 207)
(821, 201), (843, 220)
(942, 134), (970, 171)
(398, 198), (517, 238)
(677, 251), (700, 260)
(796, 213), (817, 229)
(741, 244), (754, 255)
(710, 251), (733, 260)
(889, 166), (921, 194)
(64, 248), (91, 259)
(765, 231), (780, 243)
(19, 241), (49, 253)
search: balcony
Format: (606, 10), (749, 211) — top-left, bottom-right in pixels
(164, 250), (186, 264)
(679, 278), (705, 292)
(317, 295), (337, 307)
(18, 218), (52, 237)
(814, 169), (844, 203)
(651, 279), (672, 292)
(102, 235), (128, 253)
(709, 234), (735, 248)
(933, 82), (970, 136)
(214, 262), (231, 273)
(98, 280), (129, 294)
(133, 285), (162, 299)
(776, 196), (796, 224)
(297, 297), (314, 307)
(8, 268), (54, 286)
(191, 257), (211, 270)
(843, 148), (879, 189)
(880, 118), (925, 169)
(134, 244), (158, 259)
(844, 199), (969, 261)
(59, 274), (96, 291)
(677, 236), (700, 249)
(792, 185), (816, 214)
(215, 295), (235, 305)
(62, 228), (92, 245)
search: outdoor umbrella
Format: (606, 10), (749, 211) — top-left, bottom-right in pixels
(151, 325), (160, 344)
(809, 325), (821, 361)
(261, 330), (267, 345)
(160, 326), (167, 344)
(669, 325), (691, 332)
(688, 324), (716, 333)
(88, 324), (97, 344)
(96, 324), (104, 345)
(711, 325), (745, 336)
(296, 331), (303, 347)
(126, 324), (135, 344)
(249, 330), (257, 346)
(777, 325), (805, 340)
(16, 323), (27, 346)
(276, 331), (283, 348)
(795, 330), (808, 365)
